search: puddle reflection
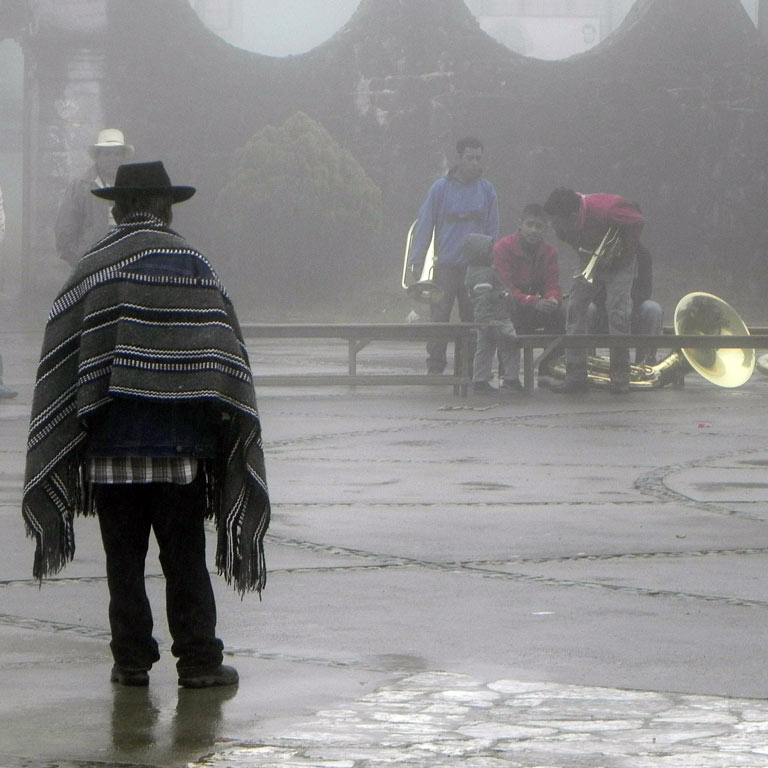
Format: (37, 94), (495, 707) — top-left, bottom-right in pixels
(172, 684), (239, 749)
(111, 686), (159, 749)
(110, 682), (238, 753)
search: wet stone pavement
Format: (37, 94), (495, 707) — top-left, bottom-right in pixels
(192, 672), (768, 767)
(4, 328), (768, 767)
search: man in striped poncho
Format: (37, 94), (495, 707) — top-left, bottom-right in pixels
(23, 161), (270, 689)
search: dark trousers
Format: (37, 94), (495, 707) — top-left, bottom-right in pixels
(94, 476), (223, 673)
(513, 303), (566, 335)
(565, 257), (636, 386)
(427, 263), (473, 372)
(503, 303), (565, 380)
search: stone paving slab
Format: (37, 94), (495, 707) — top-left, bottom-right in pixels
(191, 672), (768, 768)
(267, 502), (768, 563)
(485, 551), (768, 605)
(666, 467), (768, 503)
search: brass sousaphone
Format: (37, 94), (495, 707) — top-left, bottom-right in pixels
(543, 292), (756, 389)
(401, 221), (443, 303)
(673, 291), (755, 387)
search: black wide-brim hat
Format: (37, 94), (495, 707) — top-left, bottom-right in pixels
(91, 161), (195, 203)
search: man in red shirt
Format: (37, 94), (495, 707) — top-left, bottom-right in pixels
(543, 188), (645, 394)
(493, 204), (564, 387)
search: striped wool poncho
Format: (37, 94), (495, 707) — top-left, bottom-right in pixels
(22, 215), (270, 594)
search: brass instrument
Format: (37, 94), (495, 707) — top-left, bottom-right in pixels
(542, 292), (755, 389)
(674, 292), (755, 388)
(577, 226), (623, 284)
(544, 352), (683, 389)
(401, 220), (442, 303)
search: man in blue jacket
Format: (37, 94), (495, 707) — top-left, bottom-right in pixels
(409, 137), (499, 374)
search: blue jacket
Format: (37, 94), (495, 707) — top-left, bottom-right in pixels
(410, 170), (499, 270)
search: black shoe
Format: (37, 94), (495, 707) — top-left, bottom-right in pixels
(178, 664), (239, 689)
(609, 381), (631, 394)
(111, 664), (150, 686)
(552, 380), (589, 394)
(427, 367), (444, 375)
(501, 378), (524, 392)
(472, 381), (497, 394)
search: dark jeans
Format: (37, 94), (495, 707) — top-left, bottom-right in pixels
(513, 303), (566, 335)
(587, 299), (664, 364)
(94, 476), (223, 673)
(507, 303), (565, 381)
(565, 256), (636, 386)
(427, 263), (474, 373)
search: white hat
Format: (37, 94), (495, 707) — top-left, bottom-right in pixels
(88, 128), (135, 159)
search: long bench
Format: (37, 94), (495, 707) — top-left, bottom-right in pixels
(241, 323), (476, 395)
(240, 323), (768, 395)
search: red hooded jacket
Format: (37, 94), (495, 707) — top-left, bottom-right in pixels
(493, 232), (563, 309)
(556, 193), (645, 259)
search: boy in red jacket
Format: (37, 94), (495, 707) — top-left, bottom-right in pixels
(493, 204), (564, 388)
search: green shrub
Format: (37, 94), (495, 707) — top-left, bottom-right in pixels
(215, 112), (383, 316)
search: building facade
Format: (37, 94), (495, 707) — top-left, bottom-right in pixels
(189, 0), (761, 60)
(465, 0), (758, 59)
(188, 0), (245, 48)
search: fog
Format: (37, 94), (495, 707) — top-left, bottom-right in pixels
(4, 0), (768, 326)
(191, 0), (360, 56)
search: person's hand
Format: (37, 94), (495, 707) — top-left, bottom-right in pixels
(536, 298), (559, 314)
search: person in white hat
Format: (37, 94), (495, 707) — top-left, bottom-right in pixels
(54, 128), (135, 267)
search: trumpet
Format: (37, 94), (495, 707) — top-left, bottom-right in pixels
(401, 220), (442, 303)
(577, 226), (624, 283)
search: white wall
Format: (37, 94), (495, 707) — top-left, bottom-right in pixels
(188, 0), (760, 58)
(465, 0), (758, 60)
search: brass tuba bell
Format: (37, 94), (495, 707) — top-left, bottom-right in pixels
(401, 220), (443, 303)
(673, 292), (755, 388)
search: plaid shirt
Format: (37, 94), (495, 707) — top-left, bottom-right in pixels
(86, 457), (198, 485)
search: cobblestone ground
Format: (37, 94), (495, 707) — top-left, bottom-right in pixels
(194, 672), (768, 768)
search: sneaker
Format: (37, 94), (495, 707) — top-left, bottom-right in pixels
(501, 378), (524, 392)
(111, 664), (150, 686)
(0, 384), (17, 399)
(178, 664), (239, 689)
(472, 381), (497, 394)
(551, 380), (589, 394)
